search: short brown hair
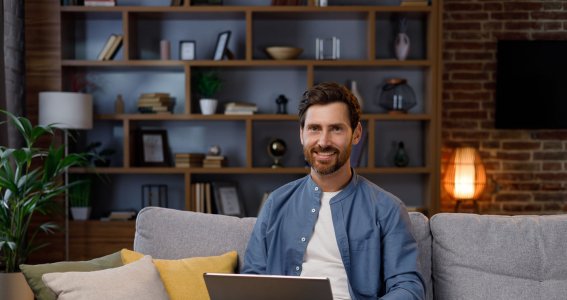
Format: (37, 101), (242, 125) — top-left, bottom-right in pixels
(298, 82), (361, 130)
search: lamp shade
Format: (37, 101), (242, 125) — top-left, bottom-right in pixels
(443, 147), (486, 200)
(39, 92), (93, 129)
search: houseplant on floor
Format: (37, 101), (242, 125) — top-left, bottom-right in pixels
(0, 111), (88, 299)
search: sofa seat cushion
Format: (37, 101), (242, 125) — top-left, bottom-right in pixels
(134, 207), (256, 271)
(121, 249), (237, 300)
(431, 213), (567, 299)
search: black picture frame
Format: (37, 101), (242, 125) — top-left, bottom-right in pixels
(213, 31), (231, 60)
(212, 181), (245, 217)
(179, 40), (196, 60)
(136, 129), (171, 166)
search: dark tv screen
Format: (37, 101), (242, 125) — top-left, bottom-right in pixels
(496, 40), (567, 129)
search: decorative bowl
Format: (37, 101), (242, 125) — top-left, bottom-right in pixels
(265, 46), (303, 60)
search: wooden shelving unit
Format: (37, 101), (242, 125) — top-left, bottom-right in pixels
(58, 0), (441, 259)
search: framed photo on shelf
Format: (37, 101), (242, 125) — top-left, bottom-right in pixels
(137, 129), (171, 166)
(179, 40), (196, 60)
(212, 182), (245, 217)
(213, 31), (231, 60)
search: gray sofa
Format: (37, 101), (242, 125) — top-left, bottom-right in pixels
(134, 207), (567, 300)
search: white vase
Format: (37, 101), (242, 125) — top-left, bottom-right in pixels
(199, 98), (218, 115)
(71, 207), (92, 221)
(350, 80), (364, 111)
(0, 272), (34, 300)
(394, 33), (410, 61)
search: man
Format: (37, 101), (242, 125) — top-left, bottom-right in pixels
(242, 82), (425, 300)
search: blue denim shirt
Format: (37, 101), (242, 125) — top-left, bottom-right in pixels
(242, 172), (425, 300)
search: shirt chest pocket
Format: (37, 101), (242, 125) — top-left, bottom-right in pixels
(348, 232), (379, 251)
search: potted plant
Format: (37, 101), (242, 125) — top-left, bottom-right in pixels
(193, 70), (222, 115)
(69, 175), (92, 220)
(0, 111), (88, 298)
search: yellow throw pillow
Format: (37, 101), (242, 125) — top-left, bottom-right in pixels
(121, 249), (237, 300)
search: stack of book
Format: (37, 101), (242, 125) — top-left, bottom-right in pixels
(97, 34), (123, 61)
(174, 153), (205, 168)
(101, 210), (136, 221)
(85, 0), (116, 6)
(191, 182), (213, 213)
(203, 155), (227, 168)
(224, 102), (258, 115)
(400, 0), (428, 6)
(137, 93), (173, 114)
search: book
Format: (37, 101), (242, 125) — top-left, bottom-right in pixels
(141, 93), (170, 98)
(97, 34), (117, 61)
(85, 0), (116, 6)
(103, 34), (123, 60)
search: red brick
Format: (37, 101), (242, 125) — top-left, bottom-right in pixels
(542, 162), (562, 171)
(493, 172), (534, 182)
(483, 22), (503, 30)
(453, 92), (491, 101)
(503, 2), (543, 11)
(451, 72), (490, 80)
(502, 162), (540, 172)
(502, 142), (541, 150)
(448, 111), (488, 120)
(496, 152), (531, 161)
(483, 161), (501, 171)
(495, 193), (532, 202)
(484, 3), (503, 11)
(491, 12), (530, 20)
(445, 3), (483, 11)
(532, 32), (567, 39)
(454, 52), (493, 60)
(493, 32), (530, 40)
(450, 13), (490, 21)
(534, 173), (567, 181)
(444, 42), (486, 51)
(491, 131), (525, 140)
(534, 193), (567, 202)
(523, 204), (543, 212)
(499, 183), (540, 191)
(482, 141), (500, 149)
(541, 182), (564, 191)
(543, 22), (562, 30)
(504, 22), (543, 30)
(543, 141), (563, 150)
(443, 101), (480, 110)
(444, 62), (484, 71)
(531, 131), (567, 139)
(445, 22), (482, 31)
(442, 120), (479, 129)
(452, 131), (490, 139)
(544, 203), (563, 211)
(544, 2), (562, 10)
(443, 82), (483, 90)
(531, 11), (567, 20)
(533, 152), (567, 160)
(450, 32), (487, 40)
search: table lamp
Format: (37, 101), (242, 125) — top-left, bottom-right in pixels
(39, 91), (93, 260)
(442, 147), (486, 213)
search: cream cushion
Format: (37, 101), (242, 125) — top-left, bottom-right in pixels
(41, 255), (169, 300)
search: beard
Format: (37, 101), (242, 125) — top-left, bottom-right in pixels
(304, 143), (352, 175)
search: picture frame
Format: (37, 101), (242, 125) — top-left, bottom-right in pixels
(136, 129), (171, 166)
(179, 40), (196, 60)
(213, 31), (231, 60)
(212, 181), (245, 217)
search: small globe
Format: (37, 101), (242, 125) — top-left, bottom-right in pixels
(268, 139), (287, 158)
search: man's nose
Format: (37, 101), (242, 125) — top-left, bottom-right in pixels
(317, 130), (331, 147)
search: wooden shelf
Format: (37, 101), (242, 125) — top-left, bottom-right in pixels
(94, 113), (431, 121)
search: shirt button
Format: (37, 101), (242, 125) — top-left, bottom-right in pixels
(301, 237), (306, 242)
(311, 208), (316, 213)
(295, 266), (300, 271)
(314, 187), (319, 191)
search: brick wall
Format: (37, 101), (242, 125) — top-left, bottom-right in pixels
(442, 0), (567, 214)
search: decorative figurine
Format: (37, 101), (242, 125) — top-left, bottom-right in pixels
(208, 145), (221, 156)
(115, 94), (124, 114)
(267, 138), (287, 168)
(276, 94), (288, 114)
(394, 141), (410, 167)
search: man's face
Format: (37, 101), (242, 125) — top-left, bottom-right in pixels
(300, 102), (361, 175)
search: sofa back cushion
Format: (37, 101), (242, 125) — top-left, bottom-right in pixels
(408, 212), (433, 300)
(431, 213), (567, 299)
(134, 207), (256, 271)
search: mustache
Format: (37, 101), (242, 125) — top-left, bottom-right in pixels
(311, 145), (339, 153)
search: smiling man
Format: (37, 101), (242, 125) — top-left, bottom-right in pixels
(242, 82), (425, 300)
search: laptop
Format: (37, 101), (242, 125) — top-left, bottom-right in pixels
(203, 273), (334, 300)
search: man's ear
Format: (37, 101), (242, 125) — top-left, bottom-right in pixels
(300, 126), (304, 145)
(352, 122), (362, 145)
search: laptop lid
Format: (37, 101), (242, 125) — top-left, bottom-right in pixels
(204, 273), (333, 300)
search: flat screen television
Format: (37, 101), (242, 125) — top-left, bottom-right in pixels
(496, 40), (567, 129)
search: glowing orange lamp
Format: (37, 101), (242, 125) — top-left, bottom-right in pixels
(443, 147), (486, 213)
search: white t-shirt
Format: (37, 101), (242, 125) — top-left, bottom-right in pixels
(301, 191), (350, 300)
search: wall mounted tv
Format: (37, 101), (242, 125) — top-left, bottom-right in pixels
(496, 40), (567, 129)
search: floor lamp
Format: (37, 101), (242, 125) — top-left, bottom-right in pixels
(38, 92), (93, 260)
